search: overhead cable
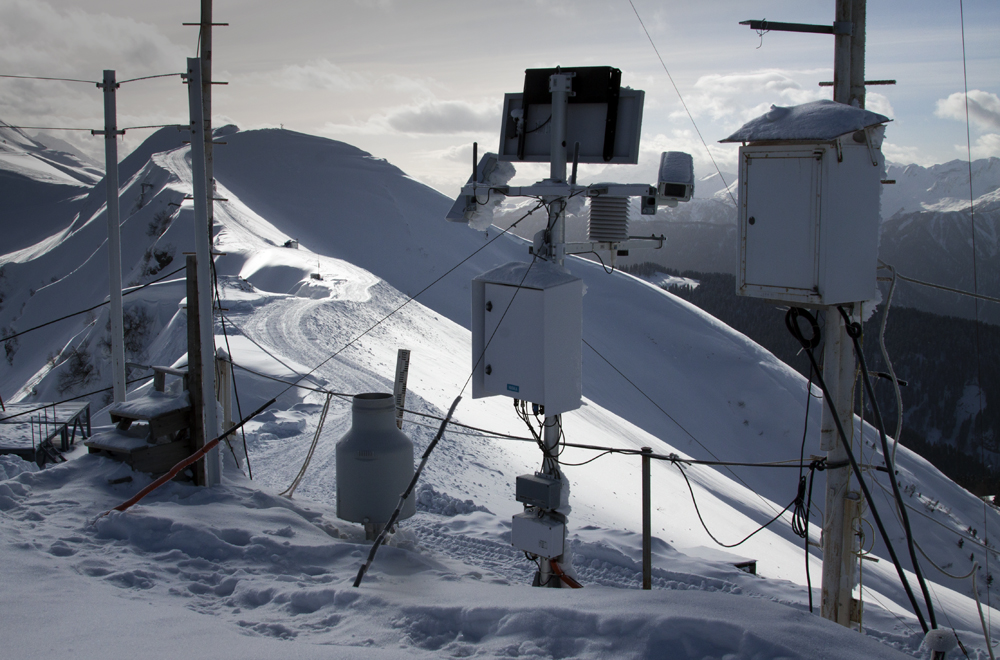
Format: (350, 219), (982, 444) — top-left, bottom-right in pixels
(881, 263), (1000, 305)
(2, 265), (185, 344)
(0, 74), (98, 84)
(626, 0), (737, 207)
(266, 202), (545, 401)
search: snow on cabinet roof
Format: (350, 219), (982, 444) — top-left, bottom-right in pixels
(474, 260), (580, 289)
(720, 99), (890, 143)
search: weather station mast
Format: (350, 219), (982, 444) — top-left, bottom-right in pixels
(447, 66), (695, 587)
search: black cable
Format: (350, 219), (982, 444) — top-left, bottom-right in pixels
(786, 307), (930, 633)
(805, 460), (818, 613)
(675, 460), (798, 548)
(525, 115), (552, 134)
(582, 338), (781, 517)
(354, 396), (461, 587)
(461, 254), (539, 396)
(0, 74), (98, 84)
(2, 266), (185, 344)
(118, 73), (185, 84)
(585, 250), (615, 275)
(273, 203), (545, 401)
(213, 267), (251, 479)
(228, 361), (337, 395)
(557, 450), (615, 467)
(837, 305), (938, 630)
(792, 362), (817, 611)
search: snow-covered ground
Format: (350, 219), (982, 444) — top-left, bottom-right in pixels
(2, 126), (999, 658)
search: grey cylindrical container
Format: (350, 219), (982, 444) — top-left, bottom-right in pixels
(336, 393), (416, 526)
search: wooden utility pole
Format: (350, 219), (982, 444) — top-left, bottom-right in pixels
(201, 0), (214, 225)
(187, 57), (221, 486)
(98, 70), (127, 404)
(185, 256), (207, 486)
(820, 0), (867, 629)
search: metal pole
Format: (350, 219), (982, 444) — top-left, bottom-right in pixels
(101, 70), (126, 404)
(849, 0), (866, 108)
(187, 57), (221, 486)
(833, 0), (852, 105)
(642, 447), (652, 590)
(533, 70), (575, 588)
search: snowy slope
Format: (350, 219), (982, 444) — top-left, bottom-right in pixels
(2, 128), (999, 658)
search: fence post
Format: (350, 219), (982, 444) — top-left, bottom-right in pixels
(642, 446), (652, 590)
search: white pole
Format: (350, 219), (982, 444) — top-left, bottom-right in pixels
(820, 309), (859, 626)
(187, 57), (221, 486)
(821, 0), (866, 627)
(101, 70), (127, 404)
(535, 69), (574, 587)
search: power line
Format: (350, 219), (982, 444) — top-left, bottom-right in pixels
(882, 264), (1000, 305)
(0, 74), (98, 84)
(118, 73), (185, 84)
(960, 0), (992, 627)
(581, 337), (782, 517)
(1, 266), (186, 344)
(121, 124), (184, 131)
(626, 0), (737, 207)
(264, 202), (545, 401)
(0, 125), (94, 132)
(0, 375), (155, 422)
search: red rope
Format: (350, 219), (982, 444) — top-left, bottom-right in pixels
(96, 398), (274, 519)
(550, 560), (583, 589)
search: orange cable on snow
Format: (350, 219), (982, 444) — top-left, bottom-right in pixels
(95, 397), (275, 519)
(550, 560), (583, 589)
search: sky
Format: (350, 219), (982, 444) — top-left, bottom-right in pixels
(0, 0), (997, 197)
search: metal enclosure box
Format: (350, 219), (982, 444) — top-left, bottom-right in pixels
(516, 473), (563, 510)
(471, 262), (583, 415)
(737, 139), (883, 305)
(511, 511), (565, 559)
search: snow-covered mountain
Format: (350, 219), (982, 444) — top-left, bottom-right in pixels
(2, 128), (999, 658)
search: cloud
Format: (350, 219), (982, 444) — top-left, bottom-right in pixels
(865, 92), (895, 120)
(881, 142), (938, 167)
(679, 69), (828, 123)
(385, 99), (500, 135)
(263, 60), (370, 92)
(935, 90), (1000, 132)
(0, 0), (186, 78)
(964, 133), (1000, 160)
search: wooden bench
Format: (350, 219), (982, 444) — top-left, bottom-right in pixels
(86, 366), (195, 476)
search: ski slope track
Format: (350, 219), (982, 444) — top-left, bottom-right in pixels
(1, 127), (999, 658)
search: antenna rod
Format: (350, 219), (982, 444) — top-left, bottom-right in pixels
(472, 141), (478, 181)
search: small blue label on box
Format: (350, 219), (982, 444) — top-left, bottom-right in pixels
(507, 384), (520, 393)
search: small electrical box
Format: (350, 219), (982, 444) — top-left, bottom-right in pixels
(471, 261), (583, 414)
(511, 511), (565, 559)
(722, 100), (889, 306)
(516, 474), (563, 510)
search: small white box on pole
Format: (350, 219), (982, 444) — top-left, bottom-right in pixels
(511, 511), (565, 559)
